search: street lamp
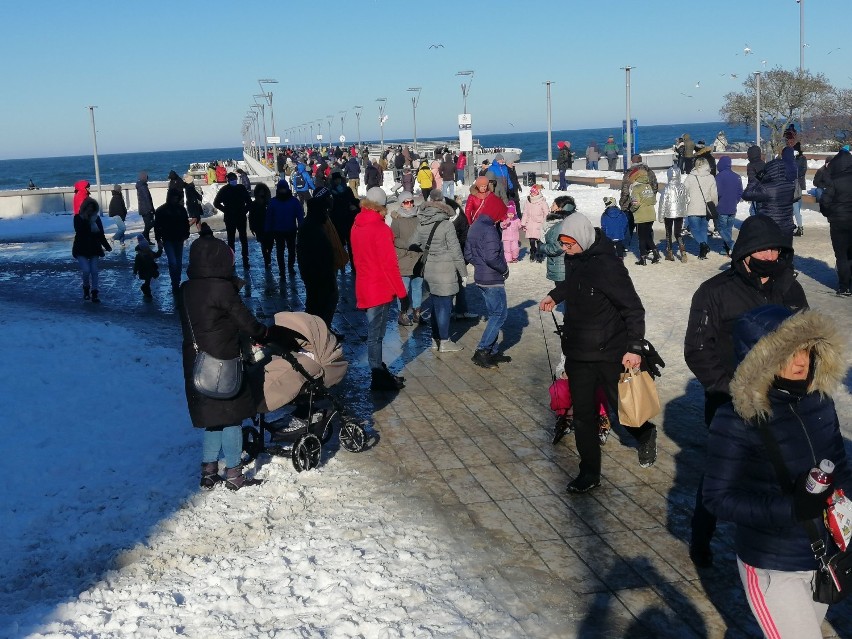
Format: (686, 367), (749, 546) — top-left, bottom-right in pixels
(376, 98), (387, 151)
(754, 71), (762, 149)
(797, 0), (804, 72)
(309, 121), (315, 148)
(251, 100), (267, 161)
(457, 70), (474, 114)
(326, 114), (334, 148)
(622, 66), (635, 172)
(407, 87), (421, 153)
(87, 106), (103, 211)
(544, 81), (554, 190)
(339, 110), (347, 141)
(353, 105), (363, 148)
(258, 79), (279, 169)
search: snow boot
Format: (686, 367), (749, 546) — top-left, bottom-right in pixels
(370, 366), (404, 391)
(677, 238), (688, 263)
(91, 289), (100, 303)
(665, 241), (675, 261)
(635, 255), (647, 266)
(793, 226), (804, 237)
(699, 243), (710, 260)
(650, 249), (661, 264)
(83, 285), (90, 300)
(200, 462), (222, 490)
(471, 349), (498, 369)
(381, 362), (405, 384)
(224, 465), (262, 491)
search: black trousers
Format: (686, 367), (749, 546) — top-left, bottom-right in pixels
(664, 218), (684, 242)
(563, 359), (653, 478)
(691, 390), (732, 551)
(225, 217), (249, 263)
(304, 280), (338, 328)
(142, 214), (155, 242)
(636, 222), (655, 256)
(272, 231), (297, 273)
(829, 224), (852, 290)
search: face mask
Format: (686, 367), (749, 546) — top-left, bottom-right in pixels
(747, 255), (784, 277)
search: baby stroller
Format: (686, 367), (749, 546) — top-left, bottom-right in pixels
(242, 311), (368, 472)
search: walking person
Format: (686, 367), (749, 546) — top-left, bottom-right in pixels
(603, 135), (619, 171)
(743, 146), (798, 238)
(600, 196), (628, 258)
(416, 159), (434, 202)
(390, 191), (424, 327)
(297, 196), (339, 329)
(154, 184), (194, 293)
(213, 172), (252, 268)
(72, 180), (112, 302)
(500, 202), (522, 263)
(703, 305), (850, 638)
(539, 213), (658, 493)
(183, 174), (204, 229)
(291, 162), (315, 209)
(345, 152), (361, 196)
(328, 172), (360, 272)
(265, 180), (304, 278)
(108, 184), (128, 247)
(627, 165), (659, 265)
(821, 147), (852, 295)
(408, 189), (468, 353)
(464, 176), (507, 225)
(465, 205), (510, 369)
(132, 234), (162, 298)
(745, 145), (766, 216)
(455, 151), (467, 185)
(620, 155), (659, 247)
(350, 187), (408, 391)
(539, 196), (577, 282)
(248, 183), (273, 269)
(440, 153), (456, 200)
(683, 156), (718, 259)
(684, 215), (808, 568)
(792, 142), (807, 236)
(656, 166), (689, 262)
(584, 141), (600, 170)
(521, 183), (548, 262)
(135, 171), (156, 244)
(714, 156), (743, 257)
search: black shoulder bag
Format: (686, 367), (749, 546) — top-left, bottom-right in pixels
(695, 178), (718, 222)
(754, 418), (852, 604)
(183, 290), (245, 400)
(412, 222), (441, 278)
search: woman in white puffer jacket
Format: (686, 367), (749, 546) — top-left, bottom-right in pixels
(657, 165), (689, 262)
(683, 157), (718, 259)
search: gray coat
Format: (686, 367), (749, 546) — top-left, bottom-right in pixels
(407, 202), (466, 296)
(391, 211), (421, 276)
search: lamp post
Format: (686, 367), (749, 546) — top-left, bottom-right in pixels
(87, 106), (103, 211)
(407, 87), (421, 153)
(258, 79), (279, 169)
(754, 71), (762, 149)
(456, 70), (474, 114)
(353, 105), (363, 148)
(326, 115), (334, 149)
(376, 98), (387, 151)
(544, 81), (553, 190)
(309, 122), (315, 148)
(252, 101), (267, 160)
(798, 0), (804, 72)
(622, 66), (634, 172)
(339, 110), (347, 141)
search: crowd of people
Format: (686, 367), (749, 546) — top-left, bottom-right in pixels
(67, 134), (852, 635)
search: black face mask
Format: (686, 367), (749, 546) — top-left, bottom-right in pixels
(747, 255), (785, 277)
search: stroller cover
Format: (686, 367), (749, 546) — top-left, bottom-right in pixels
(259, 312), (348, 413)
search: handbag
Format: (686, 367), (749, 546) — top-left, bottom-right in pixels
(695, 178), (718, 221)
(183, 291), (245, 400)
(754, 419), (852, 604)
(617, 367), (661, 427)
(412, 222), (440, 278)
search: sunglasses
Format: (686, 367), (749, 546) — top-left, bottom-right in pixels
(403, 200), (414, 205)
(559, 240), (577, 248)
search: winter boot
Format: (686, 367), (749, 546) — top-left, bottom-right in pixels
(224, 465), (262, 491)
(722, 242), (731, 258)
(371, 366), (405, 391)
(91, 289), (100, 303)
(665, 240), (675, 261)
(200, 462), (222, 490)
(699, 243), (710, 260)
(83, 285), (90, 300)
(793, 226), (804, 237)
(677, 238), (688, 263)
(381, 362), (405, 385)
(140, 282), (152, 298)
(471, 349), (498, 369)
(650, 249), (661, 264)
(635, 255), (647, 266)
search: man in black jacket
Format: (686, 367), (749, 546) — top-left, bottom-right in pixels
(684, 214), (808, 566)
(820, 148), (852, 295)
(213, 173), (252, 268)
(540, 213), (657, 493)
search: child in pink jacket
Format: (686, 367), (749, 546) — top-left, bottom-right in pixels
(500, 202), (522, 262)
(521, 184), (549, 262)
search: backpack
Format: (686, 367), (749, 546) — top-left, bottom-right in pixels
(629, 180), (655, 212)
(293, 171), (307, 190)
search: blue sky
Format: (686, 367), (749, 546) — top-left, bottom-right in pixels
(1, 0), (848, 159)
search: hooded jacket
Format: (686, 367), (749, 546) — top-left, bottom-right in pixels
(683, 158), (718, 217)
(548, 227), (644, 362)
(344, 157), (361, 180)
(407, 201), (466, 296)
(601, 206), (628, 241)
(745, 146), (766, 185)
(703, 306), (851, 571)
(627, 170), (657, 224)
(619, 163), (658, 210)
(154, 189), (191, 243)
(540, 210), (573, 282)
(73, 180), (91, 215)
(135, 177), (155, 217)
(556, 146), (574, 171)
(291, 163), (315, 193)
(821, 150), (852, 227)
(743, 149), (797, 235)
(72, 199), (110, 259)
(521, 193), (549, 239)
(350, 197), (407, 309)
(684, 215), (808, 395)
(464, 214), (508, 286)
(714, 156), (744, 216)
(213, 182), (251, 223)
(265, 186), (304, 233)
(657, 166), (688, 221)
(179, 232), (268, 429)
(465, 189), (507, 225)
(108, 189), (127, 220)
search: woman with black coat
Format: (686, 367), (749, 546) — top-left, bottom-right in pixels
(297, 196), (339, 328)
(154, 187), (192, 293)
(249, 183), (273, 269)
(72, 181), (112, 302)
(183, 174), (204, 223)
(107, 184), (128, 246)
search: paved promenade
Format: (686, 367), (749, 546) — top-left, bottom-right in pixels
(3, 215), (851, 638)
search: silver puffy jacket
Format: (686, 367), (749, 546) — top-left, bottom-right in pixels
(656, 165), (688, 221)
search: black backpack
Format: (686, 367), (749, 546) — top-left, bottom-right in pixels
(293, 171), (307, 190)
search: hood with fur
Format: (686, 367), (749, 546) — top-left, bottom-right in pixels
(730, 307), (844, 421)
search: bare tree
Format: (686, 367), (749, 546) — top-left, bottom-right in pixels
(719, 67), (834, 152)
(811, 88), (852, 150)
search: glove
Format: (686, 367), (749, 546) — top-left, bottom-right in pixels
(793, 473), (829, 521)
(626, 339), (666, 378)
(502, 269), (510, 280)
(461, 277), (468, 287)
(261, 324), (305, 352)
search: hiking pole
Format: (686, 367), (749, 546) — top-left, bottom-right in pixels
(539, 308), (557, 382)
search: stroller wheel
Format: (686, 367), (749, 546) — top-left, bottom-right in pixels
(242, 426), (263, 461)
(292, 433), (322, 472)
(339, 420), (367, 453)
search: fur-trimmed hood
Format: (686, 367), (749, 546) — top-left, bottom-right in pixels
(730, 307), (844, 421)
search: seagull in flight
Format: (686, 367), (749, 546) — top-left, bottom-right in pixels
(695, 81), (701, 88)
(680, 93), (693, 98)
(744, 44), (752, 55)
(827, 47), (841, 55)
(508, 122), (515, 128)
(428, 43), (444, 49)
(730, 73), (739, 79)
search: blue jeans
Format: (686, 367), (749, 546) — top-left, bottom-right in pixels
(686, 215), (708, 247)
(400, 276), (423, 312)
(587, 161), (599, 170)
(476, 285), (507, 352)
(717, 214), (735, 249)
(793, 200), (803, 228)
(365, 302), (392, 369)
(558, 170), (567, 190)
(429, 295), (453, 340)
(202, 425), (243, 468)
(456, 168), (465, 184)
(809, 187), (824, 201)
(162, 239), (184, 288)
(76, 256), (100, 289)
(112, 217), (126, 243)
(454, 280), (469, 314)
(442, 181), (455, 200)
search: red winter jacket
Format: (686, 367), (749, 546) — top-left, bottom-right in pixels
(350, 205), (406, 309)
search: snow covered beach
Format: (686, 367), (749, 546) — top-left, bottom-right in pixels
(2, 180), (852, 638)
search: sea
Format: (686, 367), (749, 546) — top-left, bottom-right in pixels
(1, 121), (760, 192)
